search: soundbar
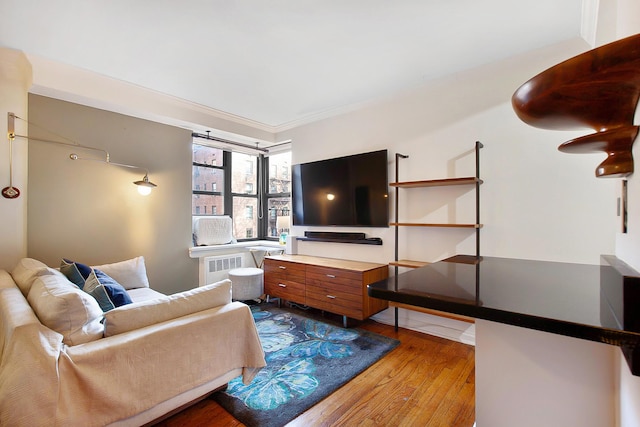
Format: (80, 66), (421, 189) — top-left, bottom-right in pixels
(297, 231), (382, 245)
(304, 231), (366, 240)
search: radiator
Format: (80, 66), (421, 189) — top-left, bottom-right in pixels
(203, 253), (244, 285)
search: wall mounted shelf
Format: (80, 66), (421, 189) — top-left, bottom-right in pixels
(389, 141), (483, 328)
(390, 222), (482, 228)
(295, 237), (383, 245)
(391, 141), (483, 267)
(388, 260), (429, 268)
(390, 177), (482, 188)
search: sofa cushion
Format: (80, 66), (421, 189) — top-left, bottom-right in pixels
(83, 269), (133, 312)
(11, 258), (54, 296)
(103, 279), (232, 336)
(92, 256), (150, 290)
(27, 270), (104, 345)
(127, 287), (167, 303)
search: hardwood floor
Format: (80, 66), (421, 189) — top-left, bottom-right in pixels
(156, 312), (475, 427)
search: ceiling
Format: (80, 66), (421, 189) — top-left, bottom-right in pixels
(1, 1), (586, 129)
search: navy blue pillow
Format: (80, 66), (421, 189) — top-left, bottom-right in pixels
(61, 258), (132, 311)
(94, 269), (133, 307)
(60, 258), (92, 289)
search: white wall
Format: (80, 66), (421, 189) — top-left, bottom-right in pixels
(610, 2), (640, 426)
(476, 320), (616, 427)
(278, 37), (617, 266)
(614, 135), (640, 427)
(0, 48), (31, 270)
(614, 114), (640, 427)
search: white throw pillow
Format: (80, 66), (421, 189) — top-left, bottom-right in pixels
(103, 279), (232, 337)
(11, 258), (54, 296)
(27, 271), (104, 345)
(92, 256), (150, 290)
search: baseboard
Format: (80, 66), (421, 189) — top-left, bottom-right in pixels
(370, 307), (476, 346)
(389, 301), (475, 323)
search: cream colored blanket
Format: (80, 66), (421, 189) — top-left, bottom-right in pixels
(0, 270), (266, 426)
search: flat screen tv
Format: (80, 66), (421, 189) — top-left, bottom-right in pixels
(291, 149), (389, 227)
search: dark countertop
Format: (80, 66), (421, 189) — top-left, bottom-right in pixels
(368, 255), (640, 350)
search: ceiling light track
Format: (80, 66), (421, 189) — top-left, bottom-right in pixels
(192, 131), (269, 154)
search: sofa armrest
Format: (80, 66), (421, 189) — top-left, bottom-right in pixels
(58, 301), (265, 426)
(0, 270), (64, 426)
(103, 279), (231, 336)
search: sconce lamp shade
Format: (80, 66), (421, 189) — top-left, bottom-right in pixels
(134, 174), (157, 196)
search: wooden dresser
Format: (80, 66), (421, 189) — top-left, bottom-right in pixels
(264, 254), (389, 325)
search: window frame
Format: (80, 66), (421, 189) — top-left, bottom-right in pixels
(192, 149), (231, 215)
(262, 153), (292, 239)
(192, 144), (291, 243)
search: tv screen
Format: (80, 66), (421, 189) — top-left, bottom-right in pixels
(292, 149), (389, 227)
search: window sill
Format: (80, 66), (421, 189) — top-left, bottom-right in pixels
(189, 240), (284, 258)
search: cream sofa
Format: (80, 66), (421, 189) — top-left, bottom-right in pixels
(0, 257), (266, 426)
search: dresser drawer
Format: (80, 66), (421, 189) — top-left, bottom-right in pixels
(305, 266), (362, 296)
(264, 259), (306, 304)
(264, 259), (305, 282)
(265, 278), (305, 304)
(306, 282), (363, 319)
(306, 265), (365, 318)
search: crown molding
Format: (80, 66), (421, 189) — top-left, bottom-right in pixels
(26, 53), (279, 144)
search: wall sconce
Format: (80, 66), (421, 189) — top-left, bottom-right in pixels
(133, 175), (157, 196)
(69, 153), (157, 196)
(4, 112), (157, 198)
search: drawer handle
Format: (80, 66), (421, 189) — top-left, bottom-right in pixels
(326, 274), (336, 278)
(278, 266), (287, 270)
(326, 295), (336, 299)
(278, 283), (287, 288)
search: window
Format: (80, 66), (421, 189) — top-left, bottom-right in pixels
(192, 145), (224, 219)
(192, 142), (291, 242)
(230, 152), (258, 239)
(266, 152), (292, 238)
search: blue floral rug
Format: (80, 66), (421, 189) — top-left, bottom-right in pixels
(212, 304), (400, 427)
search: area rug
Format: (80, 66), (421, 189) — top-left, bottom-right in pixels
(212, 304), (400, 427)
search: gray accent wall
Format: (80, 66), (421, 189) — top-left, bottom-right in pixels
(27, 95), (197, 294)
